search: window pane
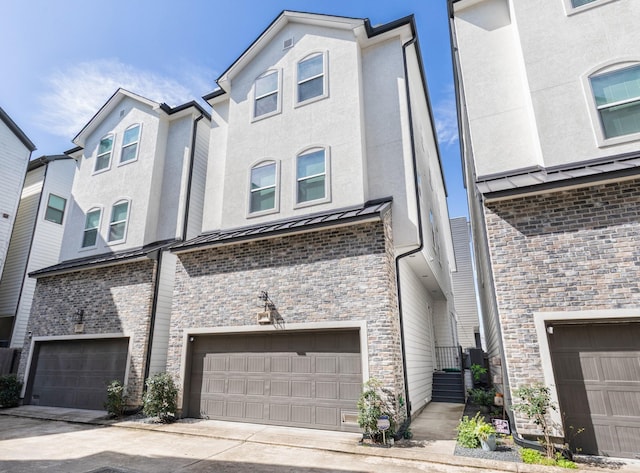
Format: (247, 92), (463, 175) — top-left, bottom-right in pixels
(45, 193), (66, 224)
(48, 194), (66, 212)
(297, 175), (325, 203)
(298, 55), (323, 82)
(123, 125), (139, 146)
(82, 229), (97, 248)
(95, 153), (110, 171)
(592, 65), (640, 106)
(251, 163), (275, 189)
(600, 100), (640, 138)
(297, 150), (325, 179)
(250, 187), (276, 213)
(121, 143), (138, 162)
(98, 136), (113, 155)
(85, 210), (101, 230)
(571, 0), (597, 6)
(298, 77), (324, 102)
(111, 202), (129, 223)
(255, 94), (278, 117)
(109, 222), (126, 241)
(255, 72), (278, 97)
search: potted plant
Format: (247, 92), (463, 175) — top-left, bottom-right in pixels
(475, 420), (497, 451)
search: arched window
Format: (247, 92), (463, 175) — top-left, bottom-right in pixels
(296, 148), (329, 205)
(254, 70), (281, 119)
(249, 161), (278, 214)
(95, 134), (114, 172)
(121, 124), (141, 163)
(108, 200), (130, 243)
(297, 52), (327, 104)
(82, 207), (102, 248)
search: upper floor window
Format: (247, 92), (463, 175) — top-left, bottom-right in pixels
(121, 124), (140, 164)
(254, 70), (280, 119)
(571, 0), (597, 6)
(590, 64), (640, 139)
(44, 194), (66, 225)
(297, 53), (327, 104)
(296, 148), (329, 205)
(249, 161), (278, 215)
(108, 200), (129, 243)
(95, 134), (114, 172)
(82, 208), (102, 248)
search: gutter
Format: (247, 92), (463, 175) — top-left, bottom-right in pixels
(394, 33), (426, 425)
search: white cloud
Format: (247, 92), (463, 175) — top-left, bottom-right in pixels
(37, 58), (207, 139)
(433, 86), (460, 148)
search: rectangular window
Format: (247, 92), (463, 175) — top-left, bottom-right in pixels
(95, 135), (113, 172)
(121, 125), (140, 163)
(298, 54), (325, 103)
(297, 150), (326, 203)
(109, 201), (129, 242)
(250, 163), (276, 213)
(254, 71), (279, 118)
(591, 64), (640, 139)
(44, 194), (66, 225)
(82, 209), (101, 248)
(571, 0), (597, 6)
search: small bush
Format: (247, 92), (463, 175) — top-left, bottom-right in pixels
(357, 378), (401, 443)
(0, 374), (22, 408)
(470, 363), (487, 383)
(143, 373), (178, 423)
(520, 448), (578, 469)
(456, 415), (481, 448)
(468, 387), (496, 407)
(104, 380), (127, 418)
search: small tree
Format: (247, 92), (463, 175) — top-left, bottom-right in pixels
(512, 383), (556, 458)
(357, 378), (400, 443)
(143, 373), (178, 423)
(104, 380), (128, 418)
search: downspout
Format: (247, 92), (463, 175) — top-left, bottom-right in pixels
(142, 113), (203, 389)
(394, 35), (425, 425)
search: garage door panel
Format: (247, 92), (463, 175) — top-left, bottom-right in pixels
(608, 391), (640, 417)
(188, 330), (361, 431)
(601, 355), (640, 382)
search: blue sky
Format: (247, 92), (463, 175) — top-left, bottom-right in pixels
(1, 0), (468, 218)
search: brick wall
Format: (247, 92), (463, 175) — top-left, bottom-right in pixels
(18, 259), (157, 404)
(484, 178), (640, 432)
(167, 215), (407, 418)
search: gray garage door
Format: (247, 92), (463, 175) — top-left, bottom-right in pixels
(549, 322), (640, 459)
(27, 338), (128, 410)
(187, 330), (362, 431)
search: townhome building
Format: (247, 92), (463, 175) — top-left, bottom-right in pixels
(165, 11), (456, 432)
(450, 0), (640, 458)
(0, 107), (35, 303)
(18, 89), (210, 409)
(0, 155), (75, 356)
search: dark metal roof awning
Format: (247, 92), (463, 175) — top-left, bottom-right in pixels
(171, 198), (393, 254)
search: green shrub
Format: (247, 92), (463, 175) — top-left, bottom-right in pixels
(357, 378), (401, 443)
(456, 415), (481, 448)
(520, 448), (577, 469)
(104, 380), (127, 418)
(467, 387), (495, 407)
(0, 374), (22, 408)
(143, 373), (178, 423)
(470, 363), (487, 383)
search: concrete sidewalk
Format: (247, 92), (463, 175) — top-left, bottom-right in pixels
(1, 402), (638, 473)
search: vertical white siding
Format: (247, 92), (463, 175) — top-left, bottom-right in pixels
(399, 258), (435, 414)
(185, 119), (209, 240)
(148, 250), (176, 375)
(10, 159), (76, 348)
(433, 300), (456, 347)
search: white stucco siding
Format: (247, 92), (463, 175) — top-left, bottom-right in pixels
(399, 258), (435, 413)
(0, 119), (31, 277)
(61, 99), (162, 261)
(10, 159), (75, 348)
(453, 0), (543, 177)
(211, 23), (367, 230)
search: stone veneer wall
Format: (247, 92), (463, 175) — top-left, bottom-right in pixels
(483, 178), (640, 432)
(167, 214), (407, 418)
(18, 259), (157, 404)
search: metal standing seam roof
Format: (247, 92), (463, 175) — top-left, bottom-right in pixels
(29, 239), (178, 278)
(171, 198), (393, 253)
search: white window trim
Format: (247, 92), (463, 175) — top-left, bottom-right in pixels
(81, 206), (103, 250)
(252, 69), (282, 122)
(119, 123), (142, 166)
(583, 59), (640, 147)
(295, 51), (329, 108)
(247, 160), (280, 218)
(563, 0), (618, 15)
(533, 309), (640, 439)
(294, 146), (331, 209)
(44, 193), (67, 225)
(93, 133), (115, 175)
(107, 199), (130, 245)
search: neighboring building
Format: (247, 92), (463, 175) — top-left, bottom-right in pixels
(0, 156), (76, 349)
(166, 11), (455, 433)
(449, 217), (480, 350)
(451, 0), (640, 458)
(0, 107), (36, 286)
(18, 89), (210, 409)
